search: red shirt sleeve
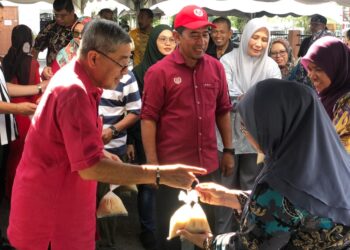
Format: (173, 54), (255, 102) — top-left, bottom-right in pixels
(56, 85), (104, 172)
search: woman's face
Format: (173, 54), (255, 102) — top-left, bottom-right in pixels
(307, 62), (331, 93)
(247, 28), (269, 57)
(156, 30), (176, 56)
(270, 42), (288, 67)
(72, 23), (84, 45)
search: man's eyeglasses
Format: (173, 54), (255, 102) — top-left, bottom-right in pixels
(157, 36), (176, 44)
(270, 50), (287, 57)
(94, 49), (129, 72)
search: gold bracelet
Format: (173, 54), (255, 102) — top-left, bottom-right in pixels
(37, 84), (42, 94)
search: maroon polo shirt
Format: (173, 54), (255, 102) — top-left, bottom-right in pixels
(141, 48), (231, 173)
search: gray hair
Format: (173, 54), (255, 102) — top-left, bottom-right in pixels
(79, 19), (131, 57)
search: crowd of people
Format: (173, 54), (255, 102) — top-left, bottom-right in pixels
(1, 0), (350, 249)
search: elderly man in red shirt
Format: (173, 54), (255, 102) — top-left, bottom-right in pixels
(7, 19), (206, 250)
(141, 5), (234, 250)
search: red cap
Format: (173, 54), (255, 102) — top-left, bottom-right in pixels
(174, 5), (215, 30)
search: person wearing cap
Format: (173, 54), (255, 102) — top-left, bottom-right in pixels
(298, 14), (333, 57)
(290, 14), (333, 89)
(140, 5), (234, 250)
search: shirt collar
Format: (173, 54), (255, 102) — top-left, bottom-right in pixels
(73, 59), (103, 98)
(172, 47), (205, 67)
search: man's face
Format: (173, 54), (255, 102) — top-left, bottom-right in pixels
(176, 27), (210, 61)
(137, 12), (152, 30)
(310, 22), (326, 34)
(210, 22), (232, 48)
(92, 43), (131, 90)
(54, 9), (75, 27)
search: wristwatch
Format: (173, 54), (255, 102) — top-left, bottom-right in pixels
(223, 148), (235, 155)
(203, 237), (213, 250)
(109, 126), (120, 139)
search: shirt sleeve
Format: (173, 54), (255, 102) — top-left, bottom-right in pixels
(220, 52), (243, 97)
(140, 66), (165, 122)
(124, 72), (141, 115)
(215, 62), (232, 115)
(34, 22), (54, 52)
(57, 85), (104, 171)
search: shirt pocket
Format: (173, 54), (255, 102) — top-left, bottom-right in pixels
(201, 82), (219, 105)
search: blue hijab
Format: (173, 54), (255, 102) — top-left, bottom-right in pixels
(238, 79), (350, 226)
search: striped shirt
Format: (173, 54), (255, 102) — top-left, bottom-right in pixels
(0, 70), (17, 145)
(99, 71), (141, 156)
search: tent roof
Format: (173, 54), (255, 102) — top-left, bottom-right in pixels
(4, 0), (350, 14)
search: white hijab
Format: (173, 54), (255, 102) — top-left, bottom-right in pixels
(221, 18), (281, 96)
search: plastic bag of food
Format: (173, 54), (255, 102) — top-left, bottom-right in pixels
(168, 190), (211, 240)
(96, 185), (128, 218)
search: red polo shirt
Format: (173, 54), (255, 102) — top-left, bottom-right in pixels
(8, 60), (104, 249)
(141, 48), (231, 173)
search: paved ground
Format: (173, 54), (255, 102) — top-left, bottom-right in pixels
(0, 190), (145, 250)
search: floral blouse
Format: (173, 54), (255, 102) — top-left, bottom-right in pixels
(212, 183), (350, 250)
(333, 92), (350, 153)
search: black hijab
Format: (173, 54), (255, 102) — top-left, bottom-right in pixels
(132, 24), (173, 94)
(238, 79), (350, 226)
(2, 24), (33, 84)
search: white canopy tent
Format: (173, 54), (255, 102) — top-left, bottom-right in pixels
(149, 0), (344, 22)
(4, 0), (350, 13)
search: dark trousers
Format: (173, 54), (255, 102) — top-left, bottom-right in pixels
(133, 133), (157, 249)
(155, 170), (218, 250)
(236, 153), (259, 190)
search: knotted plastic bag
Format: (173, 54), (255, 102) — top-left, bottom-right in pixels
(168, 190), (211, 240)
(96, 184), (128, 218)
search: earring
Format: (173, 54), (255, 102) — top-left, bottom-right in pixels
(22, 42), (31, 54)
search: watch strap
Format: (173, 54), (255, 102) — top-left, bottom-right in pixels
(223, 148), (235, 155)
(109, 126), (119, 139)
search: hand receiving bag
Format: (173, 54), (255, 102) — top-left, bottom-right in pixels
(168, 190), (211, 240)
(96, 184), (128, 218)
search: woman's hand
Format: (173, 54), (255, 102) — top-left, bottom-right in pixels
(42, 66), (53, 80)
(155, 164), (207, 190)
(196, 182), (242, 209)
(176, 229), (212, 249)
(16, 102), (37, 115)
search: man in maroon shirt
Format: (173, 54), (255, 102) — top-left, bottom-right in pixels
(7, 19), (206, 250)
(141, 5), (234, 249)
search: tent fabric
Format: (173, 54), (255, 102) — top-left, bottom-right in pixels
(151, 0), (344, 22)
(4, 0), (350, 10)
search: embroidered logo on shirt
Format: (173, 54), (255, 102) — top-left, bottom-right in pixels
(173, 77), (182, 85)
(194, 9), (204, 17)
